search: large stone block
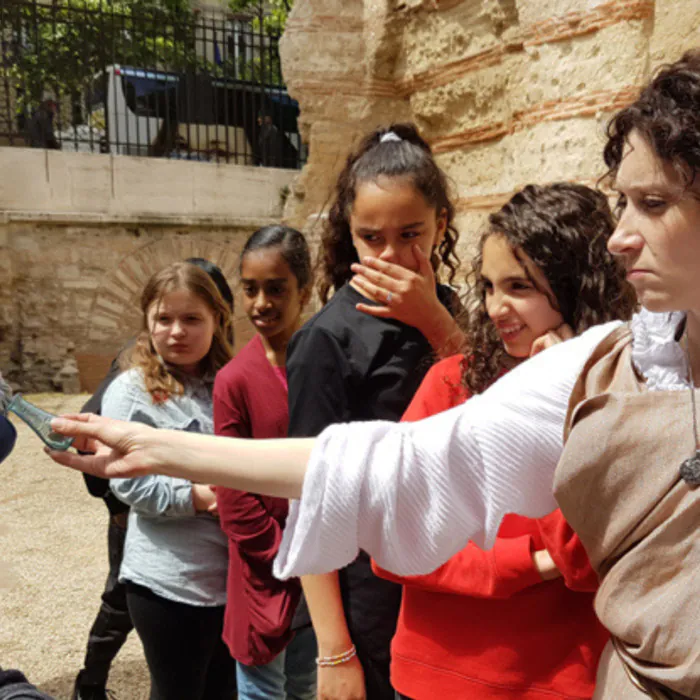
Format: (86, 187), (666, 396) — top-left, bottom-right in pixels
(510, 23), (649, 114)
(438, 116), (611, 200)
(650, 0), (700, 65)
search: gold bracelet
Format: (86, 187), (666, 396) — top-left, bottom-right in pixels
(316, 645), (357, 667)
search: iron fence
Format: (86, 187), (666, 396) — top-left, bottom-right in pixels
(0, 0), (305, 168)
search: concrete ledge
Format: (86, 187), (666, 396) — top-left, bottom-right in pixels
(0, 147), (296, 223)
(0, 210), (280, 228)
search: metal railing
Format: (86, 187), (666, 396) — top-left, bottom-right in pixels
(0, 0), (305, 168)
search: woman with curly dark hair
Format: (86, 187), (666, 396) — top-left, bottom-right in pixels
(50, 49), (700, 700)
(375, 182), (635, 700)
(286, 122), (462, 700)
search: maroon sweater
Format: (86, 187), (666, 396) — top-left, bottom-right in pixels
(213, 335), (301, 665)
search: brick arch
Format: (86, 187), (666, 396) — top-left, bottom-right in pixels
(76, 233), (244, 388)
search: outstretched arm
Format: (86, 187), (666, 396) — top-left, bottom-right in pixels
(48, 416), (313, 499)
(274, 321), (620, 578)
(49, 321), (621, 579)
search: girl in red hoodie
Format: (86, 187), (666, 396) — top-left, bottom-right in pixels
(374, 183), (637, 700)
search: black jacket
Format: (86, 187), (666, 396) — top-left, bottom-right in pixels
(80, 352), (129, 515)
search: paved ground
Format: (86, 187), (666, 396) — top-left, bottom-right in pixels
(1, 394), (149, 699)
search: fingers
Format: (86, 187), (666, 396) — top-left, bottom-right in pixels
(557, 323), (575, 340)
(529, 326), (575, 357)
(351, 275), (400, 309)
(350, 274), (382, 302)
(51, 414), (105, 439)
(63, 412), (95, 422)
(45, 448), (104, 477)
(530, 333), (557, 357)
(413, 244), (434, 279)
(350, 263), (400, 292)
(353, 257), (411, 280)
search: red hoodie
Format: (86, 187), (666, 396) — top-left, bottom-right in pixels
(374, 354), (609, 699)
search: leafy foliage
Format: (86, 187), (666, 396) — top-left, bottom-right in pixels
(3, 0), (202, 110)
(2, 0), (292, 124)
(228, 0), (291, 35)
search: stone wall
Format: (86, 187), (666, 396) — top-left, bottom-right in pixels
(3, 0), (698, 391)
(0, 149), (296, 391)
(280, 0), (699, 253)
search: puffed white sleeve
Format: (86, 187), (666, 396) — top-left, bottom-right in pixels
(274, 321), (622, 579)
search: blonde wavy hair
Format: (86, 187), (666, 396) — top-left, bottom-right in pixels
(122, 262), (234, 402)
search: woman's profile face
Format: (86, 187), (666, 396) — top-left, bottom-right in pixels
(481, 234), (563, 359)
(608, 129), (700, 314)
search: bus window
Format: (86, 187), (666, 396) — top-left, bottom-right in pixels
(121, 74), (178, 118)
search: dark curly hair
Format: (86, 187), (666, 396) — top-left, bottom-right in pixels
(604, 49), (700, 185)
(463, 183), (637, 395)
(318, 123), (460, 303)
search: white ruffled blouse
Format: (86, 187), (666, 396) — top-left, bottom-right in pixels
(273, 311), (691, 581)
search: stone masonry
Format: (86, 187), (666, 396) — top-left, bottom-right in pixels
(0, 151), (296, 391)
(2, 0), (699, 391)
(280, 0), (699, 250)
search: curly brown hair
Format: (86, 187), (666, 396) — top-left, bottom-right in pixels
(463, 183), (637, 395)
(122, 262), (234, 402)
(318, 122), (460, 303)
(604, 49), (700, 186)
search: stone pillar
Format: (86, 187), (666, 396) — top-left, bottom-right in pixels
(279, 0), (410, 232)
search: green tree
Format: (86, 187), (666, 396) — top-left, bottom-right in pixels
(222, 0), (292, 84)
(228, 0), (292, 35)
(3, 0), (202, 112)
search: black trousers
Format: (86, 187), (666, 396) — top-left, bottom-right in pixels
(355, 639), (394, 700)
(125, 582), (237, 700)
(78, 515), (133, 686)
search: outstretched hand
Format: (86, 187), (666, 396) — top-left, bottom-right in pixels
(351, 245), (441, 328)
(46, 413), (162, 479)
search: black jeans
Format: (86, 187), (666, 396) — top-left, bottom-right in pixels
(125, 582), (237, 700)
(355, 640), (394, 700)
(78, 514), (133, 687)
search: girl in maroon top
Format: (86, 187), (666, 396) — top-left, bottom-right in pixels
(372, 183), (636, 699)
(213, 225), (315, 700)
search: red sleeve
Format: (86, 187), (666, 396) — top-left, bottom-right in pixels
(373, 355), (542, 597)
(535, 510), (599, 592)
(402, 354), (468, 421)
(213, 367), (282, 565)
(213, 367), (249, 440)
(374, 535), (542, 598)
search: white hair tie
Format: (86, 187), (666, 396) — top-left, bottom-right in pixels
(380, 131), (402, 144)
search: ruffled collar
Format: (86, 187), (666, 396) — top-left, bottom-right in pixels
(630, 308), (689, 391)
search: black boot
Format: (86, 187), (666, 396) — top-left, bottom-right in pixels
(71, 672), (109, 700)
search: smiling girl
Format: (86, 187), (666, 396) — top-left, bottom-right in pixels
(376, 183), (635, 700)
(212, 226), (316, 700)
(286, 123), (460, 700)
(105, 262), (236, 700)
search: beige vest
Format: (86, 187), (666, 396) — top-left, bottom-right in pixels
(554, 326), (700, 699)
